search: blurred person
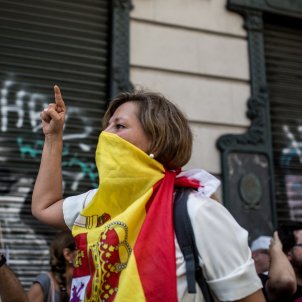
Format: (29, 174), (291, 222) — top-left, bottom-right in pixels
(268, 221), (302, 302)
(251, 235), (272, 275)
(27, 231), (76, 302)
(261, 231), (296, 301)
(0, 252), (28, 302)
(32, 86), (265, 301)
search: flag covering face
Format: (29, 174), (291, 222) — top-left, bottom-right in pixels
(71, 131), (179, 302)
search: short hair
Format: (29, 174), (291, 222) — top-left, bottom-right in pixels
(277, 221), (302, 253)
(102, 90), (192, 169)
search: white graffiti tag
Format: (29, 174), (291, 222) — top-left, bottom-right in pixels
(281, 125), (302, 165)
(0, 80), (97, 191)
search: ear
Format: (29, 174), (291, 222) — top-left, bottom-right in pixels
(63, 248), (73, 263)
(251, 251), (259, 259)
(287, 250), (293, 261)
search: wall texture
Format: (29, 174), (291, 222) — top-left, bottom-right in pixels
(129, 0), (251, 175)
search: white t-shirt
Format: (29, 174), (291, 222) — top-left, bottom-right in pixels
(63, 190), (262, 301)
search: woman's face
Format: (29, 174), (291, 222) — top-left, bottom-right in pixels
(104, 101), (151, 153)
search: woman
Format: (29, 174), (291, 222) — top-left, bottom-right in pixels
(32, 85), (265, 301)
(27, 231), (76, 302)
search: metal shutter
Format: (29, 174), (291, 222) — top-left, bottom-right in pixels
(0, 0), (110, 289)
(264, 13), (302, 224)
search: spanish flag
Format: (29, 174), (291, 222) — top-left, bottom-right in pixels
(71, 131), (200, 302)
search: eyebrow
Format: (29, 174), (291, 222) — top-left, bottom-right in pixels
(109, 117), (127, 124)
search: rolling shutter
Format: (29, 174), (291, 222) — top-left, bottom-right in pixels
(0, 0), (110, 288)
(264, 13), (302, 224)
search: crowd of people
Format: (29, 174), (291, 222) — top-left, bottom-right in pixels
(0, 85), (302, 301)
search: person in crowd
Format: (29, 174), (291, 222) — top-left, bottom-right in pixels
(27, 231), (77, 302)
(251, 235), (272, 275)
(251, 235), (272, 301)
(0, 252), (29, 302)
(32, 85), (265, 301)
(258, 231), (296, 301)
(265, 221), (302, 301)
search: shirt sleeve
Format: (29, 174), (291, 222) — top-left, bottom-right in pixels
(188, 193), (262, 301)
(63, 189), (97, 229)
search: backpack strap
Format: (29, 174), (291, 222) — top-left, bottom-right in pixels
(174, 188), (214, 302)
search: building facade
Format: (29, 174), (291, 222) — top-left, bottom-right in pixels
(129, 0), (302, 241)
(0, 0), (301, 288)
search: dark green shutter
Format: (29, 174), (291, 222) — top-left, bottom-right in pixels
(0, 0), (110, 288)
(264, 13), (302, 224)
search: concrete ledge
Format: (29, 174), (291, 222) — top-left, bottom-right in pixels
(130, 20), (249, 80)
(131, 0), (246, 37)
(130, 68), (250, 127)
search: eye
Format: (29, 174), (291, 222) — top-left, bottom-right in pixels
(116, 124), (126, 129)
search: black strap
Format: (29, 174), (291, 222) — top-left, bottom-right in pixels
(174, 188), (214, 302)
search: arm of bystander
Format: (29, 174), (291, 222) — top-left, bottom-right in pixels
(265, 231), (297, 301)
(0, 254), (29, 302)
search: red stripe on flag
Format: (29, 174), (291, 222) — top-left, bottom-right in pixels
(134, 171), (177, 302)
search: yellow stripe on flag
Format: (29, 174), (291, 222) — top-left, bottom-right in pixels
(72, 132), (166, 301)
(115, 256), (146, 302)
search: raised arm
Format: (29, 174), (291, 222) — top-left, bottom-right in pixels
(265, 231), (296, 301)
(31, 85), (67, 229)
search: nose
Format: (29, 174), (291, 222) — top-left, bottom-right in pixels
(104, 124), (114, 133)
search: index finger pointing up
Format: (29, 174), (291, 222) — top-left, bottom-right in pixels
(54, 85), (66, 112)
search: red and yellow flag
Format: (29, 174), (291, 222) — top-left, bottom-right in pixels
(71, 131), (194, 301)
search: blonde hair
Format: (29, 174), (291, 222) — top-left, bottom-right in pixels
(102, 90), (192, 169)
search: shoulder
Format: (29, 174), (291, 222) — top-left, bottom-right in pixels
(34, 272), (51, 286)
(187, 191), (235, 225)
(187, 191), (249, 249)
(32, 273), (51, 300)
(63, 189), (98, 229)
(64, 189), (98, 206)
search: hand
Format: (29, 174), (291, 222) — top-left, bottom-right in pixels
(270, 231), (282, 253)
(40, 85), (66, 136)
